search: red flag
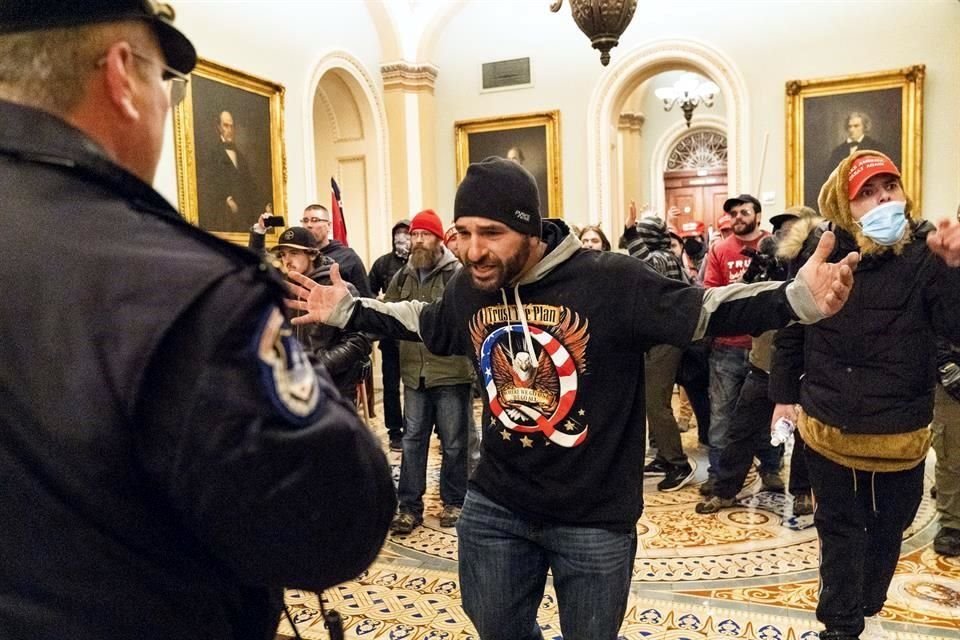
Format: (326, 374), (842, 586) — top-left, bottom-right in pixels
(330, 177), (348, 246)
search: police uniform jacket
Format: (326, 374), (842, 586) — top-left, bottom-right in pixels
(0, 100), (394, 640)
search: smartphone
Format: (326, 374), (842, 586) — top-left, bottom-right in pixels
(263, 215), (285, 228)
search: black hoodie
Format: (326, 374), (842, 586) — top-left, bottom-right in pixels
(331, 220), (821, 530)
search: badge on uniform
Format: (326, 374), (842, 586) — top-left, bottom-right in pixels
(255, 307), (320, 424)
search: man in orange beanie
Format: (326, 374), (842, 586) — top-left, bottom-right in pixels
(385, 209), (475, 535)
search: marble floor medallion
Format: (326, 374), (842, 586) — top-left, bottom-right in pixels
(278, 396), (960, 639)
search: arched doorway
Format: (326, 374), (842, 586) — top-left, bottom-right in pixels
(587, 38), (749, 234)
(305, 51), (391, 268)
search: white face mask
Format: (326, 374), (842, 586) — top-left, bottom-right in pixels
(394, 231), (411, 258)
(856, 200), (908, 246)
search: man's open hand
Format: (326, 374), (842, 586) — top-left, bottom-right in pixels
(285, 263), (350, 325)
(927, 218), (960, 267)
(795, 230), (859, 317)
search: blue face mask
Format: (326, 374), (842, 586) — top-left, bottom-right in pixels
(856, 200), (907, 246)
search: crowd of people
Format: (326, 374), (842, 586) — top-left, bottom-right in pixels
(3, 4), (960, 640)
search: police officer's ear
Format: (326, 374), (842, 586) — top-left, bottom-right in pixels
(99, 41), (141, 122)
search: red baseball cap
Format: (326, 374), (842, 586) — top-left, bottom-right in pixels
(848, 153), (900, 200)
(717, 214), (733, 231)
(679, 220), (706, 239)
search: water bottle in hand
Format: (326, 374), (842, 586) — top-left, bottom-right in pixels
(771, 417), (795, 446)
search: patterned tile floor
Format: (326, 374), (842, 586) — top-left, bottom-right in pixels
(278, 397), (960, 639)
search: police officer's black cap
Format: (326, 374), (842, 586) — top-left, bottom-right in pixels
(0, 1), (197, 75)
(722, 193), (762, 214)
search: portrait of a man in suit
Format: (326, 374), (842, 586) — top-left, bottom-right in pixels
(191, 74), (275, 234)
(825, 111), (888, 176)
(801, 86), (901, 208)
(197, 110), (265, 231)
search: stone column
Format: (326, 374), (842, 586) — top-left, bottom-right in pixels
(381, 61), (439, 219)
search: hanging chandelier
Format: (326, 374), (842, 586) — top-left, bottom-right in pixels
(654, 73), (720, 127)
(550, 0), (638, 67)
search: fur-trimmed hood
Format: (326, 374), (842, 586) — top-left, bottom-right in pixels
(777, 215), (824, 262)
(818, 149), (919, 256)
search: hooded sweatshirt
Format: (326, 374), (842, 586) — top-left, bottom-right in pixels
(329, 220), (831, 530)
(368, 220), (411, 296)
(769, 150), (960, 471)
(620, 216), (688, 282)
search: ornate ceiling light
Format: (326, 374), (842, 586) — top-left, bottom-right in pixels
(654, 73), (720, 127)
(550, 0), (638, 67)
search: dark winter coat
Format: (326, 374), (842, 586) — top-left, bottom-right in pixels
(0, 100), (393, 640)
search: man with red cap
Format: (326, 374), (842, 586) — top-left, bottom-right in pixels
(385, 209), (475, 535)
(769, 151), (960, 640)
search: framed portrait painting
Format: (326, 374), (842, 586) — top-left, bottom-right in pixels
(455, 110), (563, 217)
(786, 65), (924, 212)
(173, 58), (287, 244)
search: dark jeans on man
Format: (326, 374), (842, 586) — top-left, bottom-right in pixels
(397, 383), (470, 516)
(788, 430), (812, 496)
(711, 367), (783, 499)
(457, 489), (637, 640)
(805, 446), (924, 638)
(707, 344), (751, 478)
(378, 338), (403, 441)
(676, 340), (711, 447)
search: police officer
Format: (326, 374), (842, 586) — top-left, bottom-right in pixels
(0, 4), (394, 639)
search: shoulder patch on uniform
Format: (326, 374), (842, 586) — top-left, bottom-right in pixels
(254, 307), (320, 425)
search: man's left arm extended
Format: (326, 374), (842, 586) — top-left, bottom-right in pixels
(693, 231), (857, 340)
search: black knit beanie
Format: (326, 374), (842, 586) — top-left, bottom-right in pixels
(453, 156), (542, 236)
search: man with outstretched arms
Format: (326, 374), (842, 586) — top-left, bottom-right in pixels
(289, 157), (860, 639)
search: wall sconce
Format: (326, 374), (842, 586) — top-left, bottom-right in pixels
(550, 0), (638, 66)
(654, 73), (719, 127)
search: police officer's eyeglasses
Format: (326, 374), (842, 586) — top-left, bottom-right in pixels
(301, 217), (329, 225)
(130, 50), (190, 106)
(97, 49), (190, 107)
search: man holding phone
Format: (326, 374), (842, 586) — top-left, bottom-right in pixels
(250, 206), (373, 298)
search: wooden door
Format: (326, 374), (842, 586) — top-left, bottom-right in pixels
(664, 168), (728, 231)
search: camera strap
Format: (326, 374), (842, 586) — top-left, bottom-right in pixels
(283, 592), (344, 640)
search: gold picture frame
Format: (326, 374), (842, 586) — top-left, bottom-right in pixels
(455, 110), (563, 217)
(173, 58), (287, 245)
(786, 65), (924, 212)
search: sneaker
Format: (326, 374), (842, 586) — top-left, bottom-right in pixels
(643, 457), (671, 476)
(390, 512), (422, 535)
(389, 438), (403, 452)
(934, 526), (960, 557)
(439, 505), (462, 528)
(699, 478), (715, 497)
(862, 615), (891, 640)
(658, 462), (695, 492)
(793, 492), (814, 516)
(760, 471), (785, 493)
(695, 495), (736, 514)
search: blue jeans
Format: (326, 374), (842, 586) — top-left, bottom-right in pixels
(397, 383), (470, 516)
(457, 490), (637, 640)
(707, 345), (749, 477)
